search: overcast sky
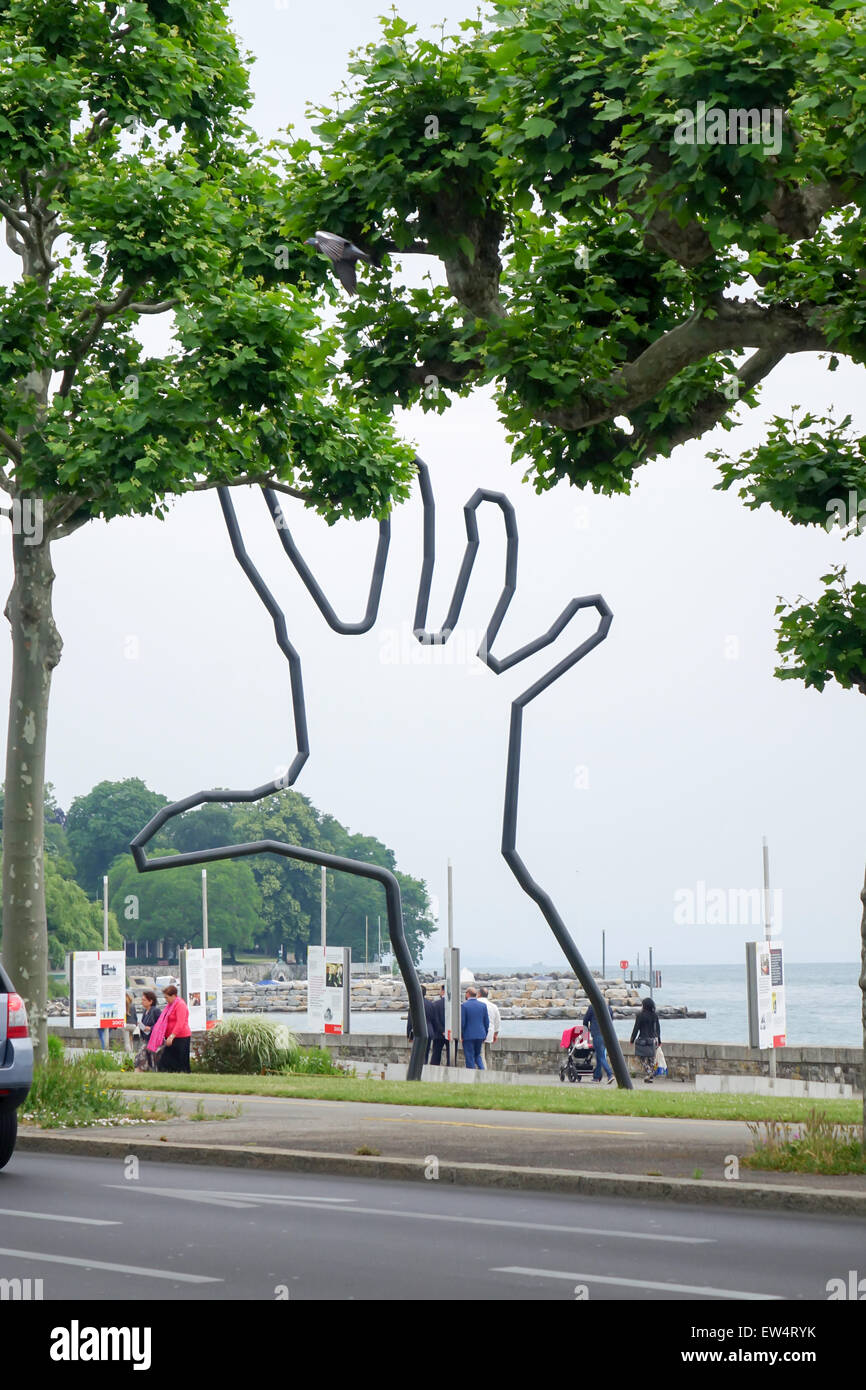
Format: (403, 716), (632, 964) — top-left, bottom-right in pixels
(1, 0), (863, 969)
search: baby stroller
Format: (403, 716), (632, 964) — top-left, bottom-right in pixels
(559, 1023), (595, 1083)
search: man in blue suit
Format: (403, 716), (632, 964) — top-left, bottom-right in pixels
(461, 988), (490, 1069)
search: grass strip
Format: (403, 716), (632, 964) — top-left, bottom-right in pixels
(112, 1071), (862, 1124)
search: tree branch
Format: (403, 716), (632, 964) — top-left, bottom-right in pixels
(763, 178), (850, 241)
(189, 474), (311, 502)
(0, 428), (22, 466)
(0, 197), (31, 245)
(381, 239), (432, 256)
(124, 299), (179, 315)
(58, 286), (136, 397)
(20, 171), (58, 279)
(538, 300), (828, 431)
(4, 216), (27, 258)
(605, 152), (714, 270)
(86, 109), (111, 145)
(44, 494), (90, 541)
(636, 345), (787, 461)
(51, 513), (92, 542)
(407, 356), (481, 386)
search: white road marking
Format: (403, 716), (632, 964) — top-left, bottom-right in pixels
(0, 1208), (120, 1227)
(110, 1186), (710, 1243)
(492, 1266), (782, 1300)
(106, 1186), (355, 1209)
(105, 1187), (257, 1209)
(0, 1247), (222, 1284)
(207, 1192), (355, 1203)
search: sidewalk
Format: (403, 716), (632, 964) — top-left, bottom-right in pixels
(17, 1088), (866, 1217)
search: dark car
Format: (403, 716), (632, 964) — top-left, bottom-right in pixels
(0, 960), (34, 1169)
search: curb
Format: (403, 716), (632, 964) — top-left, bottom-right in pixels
(16, 1132), (866, 1216)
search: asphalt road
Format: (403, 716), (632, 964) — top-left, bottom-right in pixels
(0, 1152), (862, 1301)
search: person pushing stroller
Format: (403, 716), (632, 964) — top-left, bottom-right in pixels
(583, 998), (616, 1085)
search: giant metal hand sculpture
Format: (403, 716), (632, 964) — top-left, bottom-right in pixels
(131, 458), (632, 1086)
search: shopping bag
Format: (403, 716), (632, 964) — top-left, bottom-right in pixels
(654, 1045), (667, 1076)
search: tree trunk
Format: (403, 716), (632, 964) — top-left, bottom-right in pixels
(1, 527), (62, 1064)
(860, 865), (866, 1143)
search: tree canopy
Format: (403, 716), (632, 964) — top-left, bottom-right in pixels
(107, 850), (261, 957)
(0, 0), (415, 530)
(65, 777), (169, 893)
(280, 0), (866, 745)
(54, 780), (437, 966)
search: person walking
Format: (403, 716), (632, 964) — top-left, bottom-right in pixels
(477, 987), (500, 1070)
(460, 987), (489, 1070)
(430, 984), (449, 1066)
(157, 984), (192, 1073)
(135, 990), (162, 1072)
(406, 985), (437, 1065)
(630, 997), (661, 1083)
(583, 997), (615, 1084)
(124, 991), (138, 1057)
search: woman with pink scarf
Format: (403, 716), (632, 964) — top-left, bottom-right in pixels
(151, 984), (192, 1073)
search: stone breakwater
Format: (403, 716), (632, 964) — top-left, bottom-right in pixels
(49, 971), (705, 1021)
(217, 973), (705, 1020)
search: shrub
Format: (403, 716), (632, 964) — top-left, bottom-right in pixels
(289, 1047), (345, 1076)
(73, 1049), (124, 1071)
(193, 1017), (299, 1074)
(46, 1033), (64, 1062)
(744, 1108), (866, 1175)
(24, 1057), (132, 1128)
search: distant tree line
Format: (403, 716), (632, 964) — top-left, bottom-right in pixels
(1, 779), (434, 967)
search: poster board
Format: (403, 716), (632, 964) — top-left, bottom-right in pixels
(180, 948), (223, 1031)
(746, 940), (786, 1049)
(308, 946), (351, 1034)
(68, 951), (126, 1029)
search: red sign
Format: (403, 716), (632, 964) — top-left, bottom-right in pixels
(619, 959), (629, 969)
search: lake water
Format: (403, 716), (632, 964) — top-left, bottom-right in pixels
(254, 962), (862, 1048)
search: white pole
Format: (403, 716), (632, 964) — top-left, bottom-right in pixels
(377, 914), (381, 965)
(103, 876), (109, 949)
(202, 869), (209, 950)
(447, 859), (454, 951)
(762, 835), (777, 1081)
(321, 866), (326, 953)
(365, 915), (368, 969)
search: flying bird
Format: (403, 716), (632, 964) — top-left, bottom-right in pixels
(304, 229), (372, 295)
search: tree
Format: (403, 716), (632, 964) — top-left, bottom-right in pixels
(233, 793), (326, 962)
(284, 0), (865, 1084)
(0, 1), (413, 1058)
(286, 1), (864, 487)
(66, 778), (169, 894)
(107, 852), (261, 959)
(44, 858), (122, 969)
(164, 801), (238, 856)
(159, 796), (435, 964)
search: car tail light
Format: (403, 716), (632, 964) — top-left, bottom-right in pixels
(7, 993), (29, 1039)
